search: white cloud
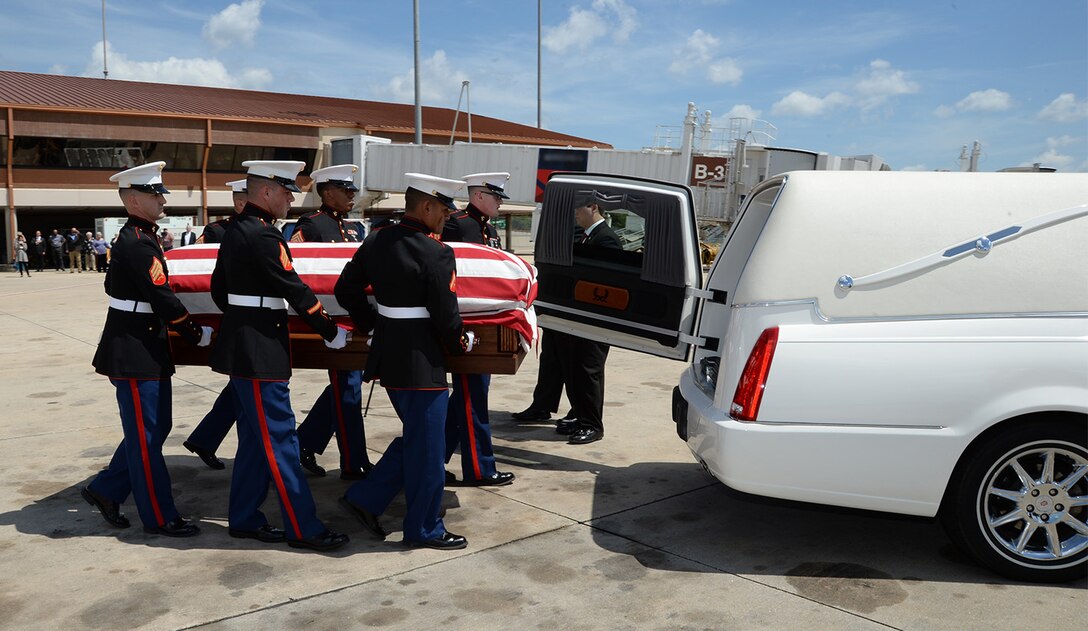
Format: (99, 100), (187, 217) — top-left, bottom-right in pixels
(543, 0), (638, 53)
(724, 104), (761, 121)
(383, 50), (469, 104)
(933, 104), (956, 118)
(855, 59), (918, 110)
(771, 90), (849, 117)
(669, 29), (741, 85)
(707, 58), (742, 85)
(1038, 93), (1088, 122)
(670, 29), (718, 73)
(203, 0), (264, 49)
(82, 42), (272, 90)
(1030, 136), (1080, 170)
(956, 88), (1011, 113)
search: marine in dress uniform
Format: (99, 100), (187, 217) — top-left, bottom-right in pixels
(555, 191), (621, 445)
(195, 179), (247, 245)
(292, 164), (373, 480)
(81, 161), (213, 537)
(336, 173), (476, 550)
(440, 172), (516, 487)
(208, 160), (350, 552)
(183, 179), (248, 470)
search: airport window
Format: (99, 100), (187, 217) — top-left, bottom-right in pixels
(211, 145), (315, 172)
(5, 137), (313, 173)
(208, 145), (238, 171)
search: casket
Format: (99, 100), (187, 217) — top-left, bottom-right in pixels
(164, 242), (537, 375)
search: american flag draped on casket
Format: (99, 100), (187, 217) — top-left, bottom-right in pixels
(164, 242), (537, 374)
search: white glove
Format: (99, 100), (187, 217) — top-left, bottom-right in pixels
(197, 326), (214, 348)
(325, 326), (352, 350)
(463, 330), (476, 353)
(366, 329), (375, 347)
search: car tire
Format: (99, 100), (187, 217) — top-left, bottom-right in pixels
(943, 419), (1088, 582)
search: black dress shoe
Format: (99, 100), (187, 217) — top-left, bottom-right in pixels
(299, 448), (326, 476)
(511, 407), (551, 422)
(460, 471), (515, 487)
(228, 524), (286, 543)
(339, 497), (387, 539)
(404, 531), (467, 550)
(339, 467), (369, 481)
(568, 428), (603, 445)
(559, 410), (577, 421)
(80, 486), (130, 528)
(287, 529), (349, 552)
(144, 517), (200, 538)
(183, 440), (225, 470)
(555, 418), (578, 435)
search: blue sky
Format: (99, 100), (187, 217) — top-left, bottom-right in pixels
(2, 0), (1085, 171)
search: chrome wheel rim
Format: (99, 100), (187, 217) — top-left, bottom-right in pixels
(980, 441), (1088, 567)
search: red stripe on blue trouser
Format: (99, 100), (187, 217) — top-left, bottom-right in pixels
(296, 369), (367, 470)
(444, 373), (496, 480)
(89, 378), (179, 528)
(345, 388), (448, 543)
(227, 377), (325, 540)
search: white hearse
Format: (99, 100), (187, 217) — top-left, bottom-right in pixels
(533, 171), (1087, 582)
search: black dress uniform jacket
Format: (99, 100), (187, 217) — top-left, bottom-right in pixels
(335, 216), (466, 389)
(198, 218), (229, 244)
(441, 204), (500, 248)
(292, 205), (362, 243)
(92, 216), (202, 379)
(209, 203), (339, 380)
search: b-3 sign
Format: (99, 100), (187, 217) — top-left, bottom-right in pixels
(690, 156), (729, 187)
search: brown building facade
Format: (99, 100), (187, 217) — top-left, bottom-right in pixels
(0, 71), (607, 262)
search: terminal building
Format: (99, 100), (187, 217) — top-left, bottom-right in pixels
(0, 70), (607, 261)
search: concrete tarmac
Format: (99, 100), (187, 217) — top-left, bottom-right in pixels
(0, 270), (1083, 630)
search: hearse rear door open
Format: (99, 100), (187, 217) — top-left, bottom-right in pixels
(533, 173), (706, 361)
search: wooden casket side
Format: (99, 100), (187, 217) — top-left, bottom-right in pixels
(170, 324), (526, 375)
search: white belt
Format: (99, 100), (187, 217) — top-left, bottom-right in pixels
(227, 293), (288, 310)
(375, 302), (429, 319)
(109, 297), (153, 313)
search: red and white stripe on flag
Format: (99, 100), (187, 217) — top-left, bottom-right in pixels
(165, 242), (537, 348)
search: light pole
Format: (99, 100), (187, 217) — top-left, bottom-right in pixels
(101, 0), (109, 79)
(413, 0), (422, 144)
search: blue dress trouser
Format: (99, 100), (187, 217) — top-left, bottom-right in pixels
(445, 374), (497, 480)
(88, 378), (180, 528)
(185, 384), (236, 453)
(228, 377), (326, 541)
(345, 388), (448, 543)
(297, 369), (369, 471)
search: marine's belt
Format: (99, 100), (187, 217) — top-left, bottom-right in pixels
(108, 297), (153, 313)
(375, 302), (429, 319)
(227, 293), (288, 310)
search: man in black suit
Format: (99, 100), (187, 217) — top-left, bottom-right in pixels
(178, 224), (198, 247)
(556, 191), (621, 445)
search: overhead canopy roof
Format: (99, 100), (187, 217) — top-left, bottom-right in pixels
(0, 70), (610, 148)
